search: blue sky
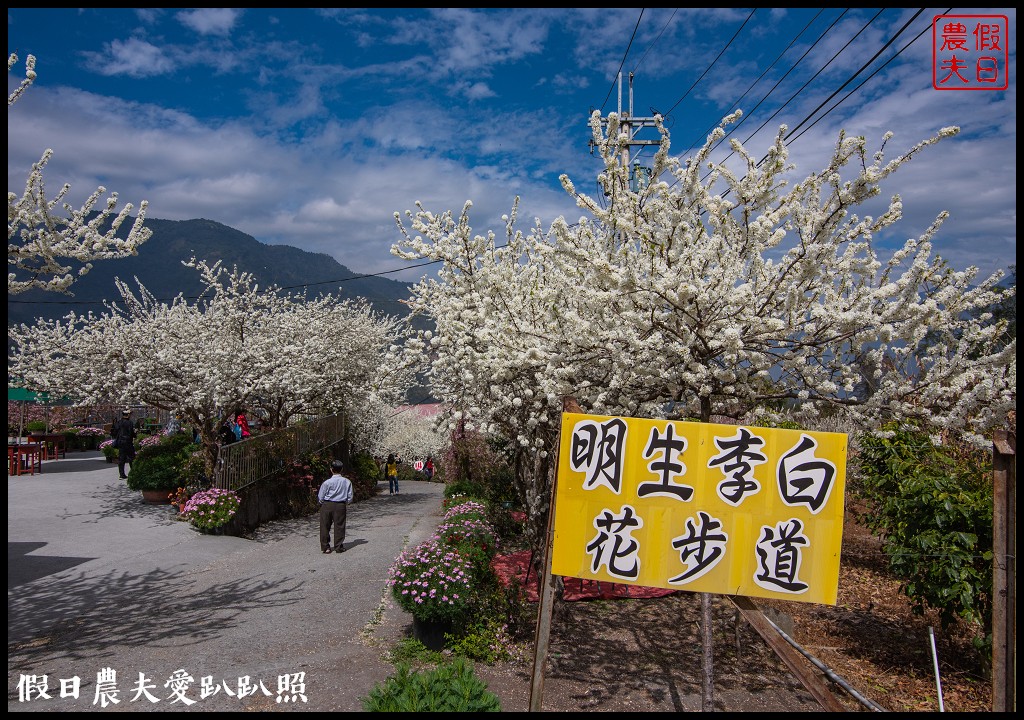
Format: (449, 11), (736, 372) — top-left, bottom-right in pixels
(8, 8), (1017, 286)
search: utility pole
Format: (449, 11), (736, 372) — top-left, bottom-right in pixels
(591, 72), (661, 191)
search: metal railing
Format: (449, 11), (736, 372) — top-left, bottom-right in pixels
(212, 414), (345, 492)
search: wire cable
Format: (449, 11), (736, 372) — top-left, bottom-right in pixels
(662, 8), (758, 118)
(599, 9), (646, 113)
(784, 13), (943, 147)
(7, 257), (440, 306)
(631, 8), (678, 75)
(782, 8), (929, 144)
(699, 8), (885, 179)
(778, 7), (933, 143)
(677, 8), (833, 159)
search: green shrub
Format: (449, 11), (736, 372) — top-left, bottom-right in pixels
(127, 433), (198, 491)
(25, 420), (47, 432)
(487, 502), (526, 548)
(479, 462), (517, 507)
(61, 427), (80, 442)
(361, 659), (500, 712)
(350, 450), (382, 496)
(387, 637), (444, 666)
(271, 452), (328, 514)
(446, 618), (523, 664)
(444, 480), (486, 502)
(855, 423), (993, 651)
(396, 460), (418, 484)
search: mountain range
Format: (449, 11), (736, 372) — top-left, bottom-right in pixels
(7, 217), (416, 329)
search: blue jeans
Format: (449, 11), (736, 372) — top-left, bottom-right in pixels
(388, 475), (399, 494)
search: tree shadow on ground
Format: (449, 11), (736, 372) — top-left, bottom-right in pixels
(8, 564), (303, 665)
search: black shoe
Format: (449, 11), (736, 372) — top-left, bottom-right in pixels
(322, 548), (332, 554)
(119, 475), (128, 480)
(336, 546), (345, 553)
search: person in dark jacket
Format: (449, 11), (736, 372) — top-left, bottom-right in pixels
(111, 408), (137, 480)
(218, 421), (236, 445)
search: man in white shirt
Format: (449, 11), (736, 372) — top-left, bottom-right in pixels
(318, 460), (354, 554)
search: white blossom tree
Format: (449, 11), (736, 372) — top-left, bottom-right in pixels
(8, 52), (151, 295)
(393, 110), (1016, 552)
(386, 408), (447, 463)
(7, 258), (414, 475)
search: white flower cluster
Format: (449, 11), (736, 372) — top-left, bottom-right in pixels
(389, 105), (1015, 521)
(8, 52), (152, 295)
(8, 259), (413, 475)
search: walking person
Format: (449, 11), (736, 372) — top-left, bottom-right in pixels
(384, 453), (400, 495)
(318, 460), (353, 554)
(111, 408), (137, 480)
(424, 455), (435, 482)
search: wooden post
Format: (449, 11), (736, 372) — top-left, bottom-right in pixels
(992, 429), (1016, 712)
(729, 595), (847, 711)
(700, 592), (715, 711)
(528, 396), (580, 711)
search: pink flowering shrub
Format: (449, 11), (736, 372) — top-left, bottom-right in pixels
(387, 538), (477, 625)
(99, 438), (118, 461)
(443, 500), (489, 521)
(180, 488), (241, 531)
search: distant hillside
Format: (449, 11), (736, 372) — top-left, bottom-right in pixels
(7, 217), (416, 328)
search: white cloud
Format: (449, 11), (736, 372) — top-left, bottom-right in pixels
(177, 8), (242, 37)
(91, 38), (177, 78)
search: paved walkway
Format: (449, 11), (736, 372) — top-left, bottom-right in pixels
(8, 450), (447, 712)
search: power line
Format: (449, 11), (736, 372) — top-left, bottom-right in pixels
(784, 10), (947, 147)
(9, 12), (946, 311)
(780, 8), (927, 144)
(7, 258), (440, 307)
(670, 9), (935, 212)
(662, 8), (758, 118)
(677, 8), (841, 159)
(599, 9), (646, 114)
(703, 8), (885, 177)
(630, 8), (678, 76)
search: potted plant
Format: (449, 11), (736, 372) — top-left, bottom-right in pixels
(386, 537), (478, 650)
(99, 439), (118, 463)
(169, 486), (192, 513)
(126, 433), (196, 503)
(180, 488), (241, 534)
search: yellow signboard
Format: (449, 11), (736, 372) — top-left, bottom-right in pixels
(551, 413), (847, 605)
